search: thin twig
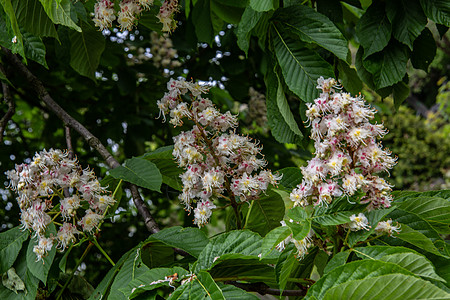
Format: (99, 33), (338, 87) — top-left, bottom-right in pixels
(0, 76), (15, 143)
(225, 281), (307, 297)
(2, 47), (160, 234)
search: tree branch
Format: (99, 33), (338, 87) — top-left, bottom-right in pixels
(226, 281), (307, 297)
(0, 66), (15, 143)
(2, 47), (160, 234)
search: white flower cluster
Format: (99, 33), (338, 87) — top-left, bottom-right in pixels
(290, 77), (397, 210)
(158, 79), (281, 226)
(93, 0), (178, 32)
(5, 149), (115, 261)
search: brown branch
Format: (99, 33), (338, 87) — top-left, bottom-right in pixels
(226, 281), (307, 297)
(2, 47), (160, 234)
(65, 125), (74, 159)
(0, 69), (15, 143)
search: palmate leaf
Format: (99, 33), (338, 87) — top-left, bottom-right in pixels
(397, 196), (450, 234)
(420, 0), (450, 26)
(362, 40), (409, 89)
(304, 259), (416, 300)
(356, 1), (391, 59)
(322, 274), (449, 300)
(12, 0), (57, 38)
(265, 70), (303, 144)
(146, 226), (209, 258)
(110, 157), (162, 192)
(278, 167), (303, 189)
(249, 0), (276, 12)
(142, 146), (182, 191)
(272, 26), (334, 102)
(38, 0), (81, 32)
(337, 60), (363, 95)
(261, 226), (291, 257)
(244, 188), (286, 236)
(273, 5), (348, 60)
(354, 246), (445, 282)
(22, 32), (47, 68)
(69, 21), (105, 80)
(194, 230), (262, 272)
(0, 226), (29, 273)
(385, 0), (427, 50)
(236, 6), (263, 55)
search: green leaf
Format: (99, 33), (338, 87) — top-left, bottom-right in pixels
(38, 0), (81, 32)
(323, 251), (349, 274)
(69, 21), (105, 80)
(196, 271), (226, 299)
(192, 0), (214, 45)
(0, 226), (29, 273)
(362, 41), (409, 89)
(337, 60), (363, 95)
(139, 9), (163, 33)
(394, 223), (445, 257)
(385, 0), (427, 50)
(356, 2), (391, 58)
(236, 6), (263, 56)
(142, 146), (182, 191)
(355, 46), (375, 89)
(286, 219), (311, 241)
(278, 167), (303, 189)
(420, 0), (450, 26)
(12, 0), (58, 38)
(195, 230), (262, 271)
(0, 0), (25, 58)
(140, 242), (174, 269)
(219, 283), (259, 299)
(397, 196), (450, 233)
(250, 0), (276, 12)
(22, 32), (47, 68)
(0, 243), (39, 300)
(273, 26), (335, 102)
(26, 223), (56, 285)
(313, 210), (359, 226)
(210, 1), (244, 24)
(108, 246), (151, 300)
(380, 253), (445, 282)
(277, 248), (297, 292)
(110, 157), (163, 192)
(261, 226), (291, 257)
(265, 70), (303, 144)
(322, 274), (449, 300)
(305, 259), (416, 300)
(411, 27), (436, 71)
(244, 188), (286, 236)
(120, 267), (189, 299)
(354, 246), (445, 282)
(147, 226), (209, 258)
(214, 0), (248, 8)
(274, 5), (348, 60)
(287, 206), (309, 221)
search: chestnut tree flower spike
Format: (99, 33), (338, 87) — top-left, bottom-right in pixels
(157, 78), (281, 227)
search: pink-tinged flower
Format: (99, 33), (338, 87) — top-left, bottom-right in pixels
(78, 209), (103, 233)
(157, 0), (179, 32)
(57, 223), (80, 250)
(193, 200), (216, 227)
(93, 0), (116, 31)
(347, 213), (371, 231)
(33, 237), (54, 262)
(375, 219), (401, 236)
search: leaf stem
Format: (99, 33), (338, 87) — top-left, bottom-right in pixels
(91, 238), (115, 266)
